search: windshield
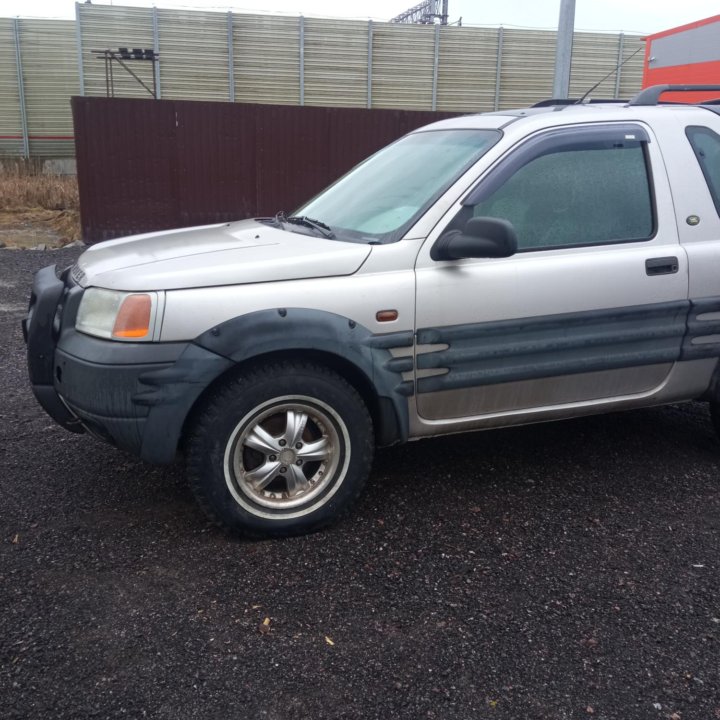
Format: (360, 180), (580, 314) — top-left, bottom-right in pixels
(294, 129), (502, 244)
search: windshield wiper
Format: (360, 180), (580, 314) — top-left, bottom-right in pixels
(275, 211), (335, 239)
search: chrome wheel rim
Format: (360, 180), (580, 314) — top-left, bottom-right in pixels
(224, 397), (344, 511)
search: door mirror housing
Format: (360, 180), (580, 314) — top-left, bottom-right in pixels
(431, 216), (518, 261)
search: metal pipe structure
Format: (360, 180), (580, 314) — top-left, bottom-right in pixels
(391, 1), (448, 25)
(299, 15), (305, 106)
(615, 33), (625, 98)
(152, 7), (161, 99)
(494, 26), (504, 111)
(93, 50), (158, 99)
(367, 20), (373, 108)
(552, 0), (575, 98)
(227, 11), (235, 102)
(432, 24), (440, 110)
(12, 18), (29, 159)
(75, 2), (85, 96)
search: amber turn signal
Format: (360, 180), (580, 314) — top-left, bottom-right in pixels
(112, 294), (152, 338)
(376, 309), (398, 322)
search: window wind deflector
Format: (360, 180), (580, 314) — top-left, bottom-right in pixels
(462, 123), (650, 207)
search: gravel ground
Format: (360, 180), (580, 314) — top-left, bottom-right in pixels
(1, 248), (719, 720)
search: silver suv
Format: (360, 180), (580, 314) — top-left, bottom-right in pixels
(25, 85), (720, 536)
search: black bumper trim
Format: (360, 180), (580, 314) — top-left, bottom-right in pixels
(32, 385), (85, 433)
(54, 336), (233, 464)
(25, 264), (234, 463)
(25, 265), (85, 433)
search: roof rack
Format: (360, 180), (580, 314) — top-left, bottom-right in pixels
(532, 98), (626, 108)
(629, 84), (720, 106)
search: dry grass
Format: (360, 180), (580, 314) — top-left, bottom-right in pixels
(0, 164), (81, 246)
(0, 164), (79, 212)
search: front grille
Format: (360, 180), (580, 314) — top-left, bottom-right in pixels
(70, 263), (86, 286)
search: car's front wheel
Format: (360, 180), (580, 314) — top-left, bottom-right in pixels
(186, 361), (374, 537)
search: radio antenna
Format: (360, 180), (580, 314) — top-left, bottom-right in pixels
(576, 46), (643, 104)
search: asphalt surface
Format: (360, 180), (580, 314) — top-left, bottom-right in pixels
(1, 247), (720, 720)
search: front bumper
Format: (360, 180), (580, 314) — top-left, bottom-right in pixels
(25, 265), (233, 464)
(24, 265), (84, 433)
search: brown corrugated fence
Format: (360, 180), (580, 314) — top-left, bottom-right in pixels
(72, 97), (460, 243)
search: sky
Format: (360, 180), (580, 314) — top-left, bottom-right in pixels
(0, 0), (718, 35)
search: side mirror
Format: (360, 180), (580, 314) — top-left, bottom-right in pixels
(431, 216), (518, 261)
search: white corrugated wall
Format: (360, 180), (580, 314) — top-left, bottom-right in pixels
(19, 19), (78, 158)
(304, 17), (368, 108)
(0, 4), (651, 158)
(617, 35), (645, 100)
(371, 24), (436, 110)
(233, 14), (300, 105)
(158, 9), (229, 102)
(499, 28), (556, 109)
(436, 26), (499, 112)
(79, 4), (155, 99)
(0, 18), (23, 157)
(569, 31), (625, 99)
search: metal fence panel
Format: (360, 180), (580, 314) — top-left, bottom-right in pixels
(499, 28), (556, 109)
(436, 26), (498, 112)
(79, 4), (155, 100)
(372, 24), (436, 110)
(1, 4), (649, 159)
(304, 17), (368, 108)
(19, 19), (77, 158)
(73, 97), (178, 241)
(618, 35), (645, 101)
(72, 96), (457, 242)
(233, 14), (300, 105)
(0, 18), (22, 156)
(158, 9), (229, 101)
(569, 31), (624, 99)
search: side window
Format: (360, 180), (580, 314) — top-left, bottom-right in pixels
(455, 130), (655, 252)
(686, 126), (720, 216)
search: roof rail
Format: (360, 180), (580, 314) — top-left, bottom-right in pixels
(532, 98), (626, 108)
(629, 84), (720, 106)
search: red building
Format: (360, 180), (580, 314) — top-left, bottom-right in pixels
(643, 15), (720, 102)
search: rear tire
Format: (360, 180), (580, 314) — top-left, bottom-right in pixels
(186, 361), (374, 537)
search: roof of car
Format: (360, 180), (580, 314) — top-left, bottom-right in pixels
(413, 84), (720, 134)
(414, 98), (720, 134)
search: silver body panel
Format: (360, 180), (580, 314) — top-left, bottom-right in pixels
(160, 239), (420, 341)
(74, 102), (720, 443)
(76, 219), (372, 291)
(414, 364), (673, 420)
(413, 119), (689, 424)
(407, 359), (718, 439)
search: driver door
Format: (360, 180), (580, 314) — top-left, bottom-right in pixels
(414, 122), (689, 421)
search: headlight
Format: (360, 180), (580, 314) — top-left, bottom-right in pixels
(76, 288), (161, 341)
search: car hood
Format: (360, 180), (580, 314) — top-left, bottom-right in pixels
(75, 219), (372, 291)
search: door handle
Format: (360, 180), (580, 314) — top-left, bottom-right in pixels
(645, 256), (679, 276)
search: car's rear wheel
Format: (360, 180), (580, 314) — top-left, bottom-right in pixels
(186, 361), (374, 537)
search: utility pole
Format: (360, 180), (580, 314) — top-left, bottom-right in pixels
(552, 0), (575, 98)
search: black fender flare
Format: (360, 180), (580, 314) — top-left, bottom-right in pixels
(192, 308), (414, 443)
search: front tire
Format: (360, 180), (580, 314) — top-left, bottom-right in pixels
(186, 361), (374, 537)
